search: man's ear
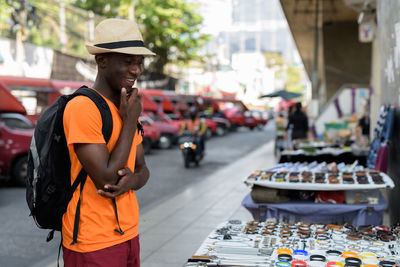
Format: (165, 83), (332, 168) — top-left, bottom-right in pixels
(95, 54), (108, 69)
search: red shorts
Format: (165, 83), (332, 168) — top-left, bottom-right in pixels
(63, 235), (140, 267)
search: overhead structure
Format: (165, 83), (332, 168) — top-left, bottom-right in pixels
(279, 0), (375, 105)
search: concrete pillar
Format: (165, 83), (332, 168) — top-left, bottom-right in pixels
(369, 38), (381, 139)
(376, 0), (400, 224)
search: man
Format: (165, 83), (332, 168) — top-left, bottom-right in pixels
(62, 18), (154, 267)
(180, 106), (207, 157)
(286, 102), (310, 141)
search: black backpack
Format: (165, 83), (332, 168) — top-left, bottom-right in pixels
(26, 86), (144, 244)
(26, 86), (113, 243)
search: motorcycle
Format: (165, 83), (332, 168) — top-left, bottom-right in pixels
(178, 131), (204, 168)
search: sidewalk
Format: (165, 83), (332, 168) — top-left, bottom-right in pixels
(139, 140), (274, 267)
(39, 139), (274, 267)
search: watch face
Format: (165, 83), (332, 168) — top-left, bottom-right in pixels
(343, 177), (355, 184)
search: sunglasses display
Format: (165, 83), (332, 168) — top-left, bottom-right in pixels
(244, 162), (394, 191)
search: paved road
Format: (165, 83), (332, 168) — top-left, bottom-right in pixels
(0, 124), (275, 267)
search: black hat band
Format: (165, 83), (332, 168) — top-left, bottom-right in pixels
(94, 40), (145, 49)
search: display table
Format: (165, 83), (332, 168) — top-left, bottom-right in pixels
(186, 220), (400, 267)
(241, 192), (387, 226)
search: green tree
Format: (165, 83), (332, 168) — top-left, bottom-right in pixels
(73, 0), (211, 74)
(262, 51), (285, 68)
(285, 65), (303, 93)
(0, 0), (12, 38)
(133, 0), (210, 74)
(72, 0), (119, 18)
(263, 51), (304, 93)
(2, 0), (211, 74)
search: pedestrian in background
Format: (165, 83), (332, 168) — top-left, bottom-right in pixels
(62, 18), (154, 267)
(284, 105), (294, 149)
(286, 102), (310, 142)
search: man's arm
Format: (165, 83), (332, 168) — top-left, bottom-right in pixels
(74, 88), (141, 190)
(74, 122), (135, 190)
(124, 143), (150, 191)
(97, 144), (150, 198)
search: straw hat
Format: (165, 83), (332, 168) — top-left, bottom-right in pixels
(86, 18), (155, 56)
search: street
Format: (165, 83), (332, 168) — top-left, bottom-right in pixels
(0, 124), (274, 267)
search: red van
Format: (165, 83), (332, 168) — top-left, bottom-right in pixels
(0, 113), (34, 185)
(216, 98), (257, 130)
(140, 91), (179, 149)
(139, 114), (160, 154)
(0, 81), (34, 185)
(142, 89), (185, 130)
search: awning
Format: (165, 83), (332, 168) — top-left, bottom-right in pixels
(0, 81), (26, 114)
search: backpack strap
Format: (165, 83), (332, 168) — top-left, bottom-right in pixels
(73, 86), (143, 137)
(73, 86), (113, 142)
(70, 174), (87, 245)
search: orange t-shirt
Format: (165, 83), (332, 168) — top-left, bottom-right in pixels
(62, 89), (142, 252)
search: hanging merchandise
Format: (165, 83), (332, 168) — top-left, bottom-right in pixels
(374, 143), (389, 172)
(366, 105), (395, 170)
(374, 106), (395, 172)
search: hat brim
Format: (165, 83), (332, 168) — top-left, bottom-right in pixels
(86, 44), (156, 56)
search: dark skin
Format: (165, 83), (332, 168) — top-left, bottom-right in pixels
(74, 52), (149, 198)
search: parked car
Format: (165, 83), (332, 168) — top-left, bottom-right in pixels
(216, 98), (258, 131)
(139, 115), (160, 154)
(243, 110), (258, 130)
(204, 113), (230, 136)
(250, 110), (269, 129)
(140, 91), (180, 149)
(197, 95), (231, 136)
(0, 113), (34, 185)
(142, 89), (185, 130)
(223, 107), (245, 129)
(142, 111), (179, 149)
(162, 90), (190, 118)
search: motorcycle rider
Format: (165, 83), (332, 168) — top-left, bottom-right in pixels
(180, 106), (207, 157)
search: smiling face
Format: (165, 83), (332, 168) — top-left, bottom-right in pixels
(99, 53), (144, 96)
